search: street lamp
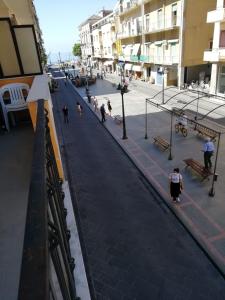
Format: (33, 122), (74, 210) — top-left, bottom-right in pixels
(161, 67), (168, 104)
(120, 62), (128, 140)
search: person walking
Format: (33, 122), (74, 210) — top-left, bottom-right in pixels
(93, 97), (98, 112)
(203, 137), (215, 169)
(100, 104), (106, 123)
(107, 100), (112, 116)
(169, 168), (183, 203)
(62, 105), (69, 123)
(76, 102), (82, 116)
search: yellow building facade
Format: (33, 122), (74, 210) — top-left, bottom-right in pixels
(114, 0), (216, 87)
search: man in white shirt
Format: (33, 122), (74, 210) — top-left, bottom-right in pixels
(203, 137), (215, 169)
(177, 113), (188, 127)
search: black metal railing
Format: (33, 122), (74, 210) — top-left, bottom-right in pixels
(18, 99), (79, 300)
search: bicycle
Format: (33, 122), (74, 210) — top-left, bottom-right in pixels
(175, 123), (188, 137)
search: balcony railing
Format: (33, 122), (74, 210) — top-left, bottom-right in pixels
(144, 17), (180, 33)
(204, 47), (225, 62)
(18, 99), (79, 300)
(119, 0), (141, 14)
(207, 8), (225, 23)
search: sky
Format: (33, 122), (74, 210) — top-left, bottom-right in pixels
(34, 0), (117, 62)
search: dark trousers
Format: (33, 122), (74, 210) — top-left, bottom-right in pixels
(64, 114), (69, 123)
(101, 113), (106, 122)
(204, 151), (213, 169)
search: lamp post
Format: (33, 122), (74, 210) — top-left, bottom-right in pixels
(162, 67), (167, 104)
(168, 111), (173, 160)
(120, 63), (128, 140)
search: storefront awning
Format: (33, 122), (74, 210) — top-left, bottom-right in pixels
(168, 39), (179, 44)
(123, 45), (132, 56)
(104, 60), (114, 66)
(154, 40), (163, 45)
(125, 63), (133, 70)
(132, 43), (140, 56)
(132, 65), (142, 72)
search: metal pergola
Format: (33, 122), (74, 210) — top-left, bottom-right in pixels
(145, 90), (225, 197)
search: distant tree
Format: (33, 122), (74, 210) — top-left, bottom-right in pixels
(72, 43), (81, 57)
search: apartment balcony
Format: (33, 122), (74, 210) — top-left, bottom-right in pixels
(144, 17), (180, 35)
(164, 55), (179, 65)
(207, 8), (225, 23)
(93, 51), (103, 58)
(0, 73), (78, 299)
(117, 29), (141, 39)
(204, 48), (225, 62)
(119, 0), (142, 16)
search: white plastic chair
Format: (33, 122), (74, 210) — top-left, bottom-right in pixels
(0, 83), (29, 131)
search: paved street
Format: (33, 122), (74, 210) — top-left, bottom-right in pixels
(76, 70), (225, 276)
(51, 71), (225, 300)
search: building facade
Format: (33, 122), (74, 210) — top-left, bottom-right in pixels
(92, 12), (116, 72)
(204, 0), (225, 95)
(115, 0), (216, 87)
(79, 10), (112, 66)
(78, 0), (216, 88)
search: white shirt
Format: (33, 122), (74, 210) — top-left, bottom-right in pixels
(203, 141), (215, 152)
(178, 115), (188, 126)
(169, 173), (182, 183)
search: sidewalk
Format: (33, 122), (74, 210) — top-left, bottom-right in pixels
(74, 74), (225, 276)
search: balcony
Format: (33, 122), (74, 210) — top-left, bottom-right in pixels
(17, 100), (78, 300)
(144, 17), (180, 34)
(0, 116), (34, 300)
(0, 71), (79, 298)
(119, 0), (142, 16)
(93, 50), (103, 58)
(207, 8), (225, 23)
(204, 48), (225, 62)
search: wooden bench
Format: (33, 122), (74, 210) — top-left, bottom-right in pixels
(183, 158), (213, 181)
(114, 115), (122, 125)
(195, 124), (217, 141)
(153, 136), (170, 151)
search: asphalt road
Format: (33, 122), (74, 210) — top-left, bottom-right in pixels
(51, 71), (225, 300)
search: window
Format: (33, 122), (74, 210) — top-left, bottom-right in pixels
(108, 47), (111, 54)
(219, 30), (225, 48)
(172, 4), (177, 26)
(157, 45), (163, 62)
(171, 43), (178, 62)
(145, 14), (150, 32)
(157, 9), (163, 29)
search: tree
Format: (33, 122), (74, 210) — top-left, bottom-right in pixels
(72, 43), (81, 57)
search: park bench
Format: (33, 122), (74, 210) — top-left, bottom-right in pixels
(183, 158), (213, 181)
(153, 136), (170, 151)
(114, 115), (122, 125)
(195, 124), (217, 141)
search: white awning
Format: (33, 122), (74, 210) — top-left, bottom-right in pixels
(132, 65), (142, 72)
(125, 63), (133, 70)
(154, 40), (163, 45)
(123, 45), (132, 56)
(132, 43), (140, 56)
(168, 39), (179, 44)
(104, 60), (114, 65)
